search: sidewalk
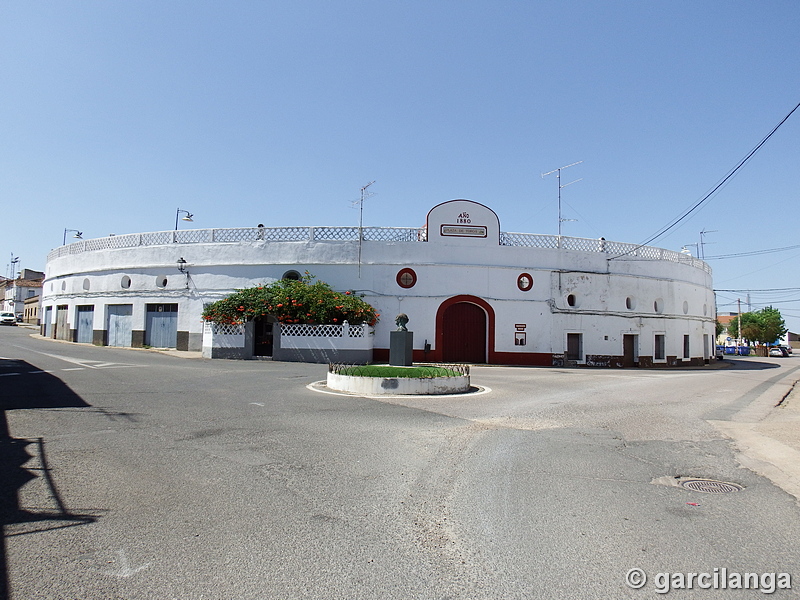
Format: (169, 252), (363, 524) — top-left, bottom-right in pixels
(709, 370), (800, 502)
(23, 326), (204, 359)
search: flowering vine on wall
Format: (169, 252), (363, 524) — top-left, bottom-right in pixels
(201, 272), (379, 326)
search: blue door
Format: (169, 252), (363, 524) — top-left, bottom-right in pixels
(107, 304), (133, 347)
(76, 306), (94, 344)
(146, 304), (178, 348)
(44, 306), (53, 338)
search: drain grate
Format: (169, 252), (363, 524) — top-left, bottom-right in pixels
(679, 479), (744, 494)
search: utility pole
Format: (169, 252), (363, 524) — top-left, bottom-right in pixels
(737, 298), (742, 352)
(542, 161), (582, 237)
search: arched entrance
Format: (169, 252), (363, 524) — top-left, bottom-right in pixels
(437, 297), (492, 363)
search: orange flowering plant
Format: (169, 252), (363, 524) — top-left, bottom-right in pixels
(202, 272), (380, 326)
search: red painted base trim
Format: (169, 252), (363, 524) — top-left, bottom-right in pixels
(373, 349), (706, 368)
(373, 348), (552, 366)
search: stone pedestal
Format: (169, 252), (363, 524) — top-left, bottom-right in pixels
(390, 330), (414, 366)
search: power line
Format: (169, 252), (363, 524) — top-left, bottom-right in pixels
(715, 287), (800, 292)
(609, 100), (800, 260)
(705, 243), (800, 260)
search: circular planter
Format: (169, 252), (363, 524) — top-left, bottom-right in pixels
(327, 370), (470, 395)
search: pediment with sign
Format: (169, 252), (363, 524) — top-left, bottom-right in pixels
(425, 200), (501, 245)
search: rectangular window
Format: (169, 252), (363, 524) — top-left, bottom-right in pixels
(567, 333), (583, 361)
(654, 334), (666, 360)
(683, 335), (690, 359)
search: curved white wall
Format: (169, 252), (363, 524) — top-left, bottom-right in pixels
(43, 200), (715, 366)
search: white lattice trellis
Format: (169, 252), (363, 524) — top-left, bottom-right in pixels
(281, 324), (343, 337)
(205, 322), (246, 336)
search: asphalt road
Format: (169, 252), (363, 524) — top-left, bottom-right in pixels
(2, 326), (799, 599)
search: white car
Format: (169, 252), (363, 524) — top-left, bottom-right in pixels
(0, 311), (17, 326)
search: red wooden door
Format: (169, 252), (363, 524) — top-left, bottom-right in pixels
(441, 302), (486, 363)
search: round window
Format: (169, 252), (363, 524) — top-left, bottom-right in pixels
(517, 273), (534, 292)
(625, 296), (636, 310)
(683, 300), (689, 314)
(282, 270), (301, 281)
(567, 294), (578, 307)
(156, 276), (168, 288)
(82, 278), (90, 291)
(121, 275), (132, 289)
(396, 268), (417, 289)
(654, 298), (664, 313)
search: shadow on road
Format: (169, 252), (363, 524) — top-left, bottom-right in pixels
(716, 357), (783, 371)
(0, 359), (99, 600)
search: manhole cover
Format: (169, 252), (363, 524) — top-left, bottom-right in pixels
(679, 479), (744, 494)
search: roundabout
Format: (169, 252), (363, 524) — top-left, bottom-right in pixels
(324, 363), (472, 396)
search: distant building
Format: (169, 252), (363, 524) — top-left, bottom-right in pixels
(23, 294), (41, 325)
(716, 313), (737, 345)
(786, 331), (800, 351)
(43, 199), (716, 367)
(2, 269), (44, 319)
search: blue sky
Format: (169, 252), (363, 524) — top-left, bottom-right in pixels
(2, 1), (798, 332)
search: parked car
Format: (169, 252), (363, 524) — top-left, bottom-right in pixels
(769, 346), (789, 357)
(0, 311), (17, 326)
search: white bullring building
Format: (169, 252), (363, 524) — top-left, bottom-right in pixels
(42, 199), (716, 367)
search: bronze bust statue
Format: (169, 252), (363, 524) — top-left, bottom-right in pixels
(395, 313), (409, 331)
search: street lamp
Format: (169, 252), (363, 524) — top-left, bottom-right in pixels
(63, 229), (83, 245)
(175, 208), (194, 230)
(177, 257), (188, 273)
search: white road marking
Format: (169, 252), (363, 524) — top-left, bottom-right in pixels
(103, 549), (150, 578)
(19, 348), (144, 370)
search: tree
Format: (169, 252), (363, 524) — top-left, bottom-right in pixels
(202, 272), (380, 326)
(758, 306), (787, 345)
(727, 307), (787, 345)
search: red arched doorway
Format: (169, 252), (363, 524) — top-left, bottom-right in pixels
(437, 297), (493, 363)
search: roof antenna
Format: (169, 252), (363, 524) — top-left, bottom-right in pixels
(356, 181), (375, 278)
(542, 161), (582, 237)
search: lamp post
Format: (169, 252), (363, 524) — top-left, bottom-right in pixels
(175, 209), (193, 230)
(177, 257), (189, 289)
(63, 229), (83, 245)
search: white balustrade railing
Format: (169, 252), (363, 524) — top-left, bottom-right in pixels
(47, 225), (711, 273)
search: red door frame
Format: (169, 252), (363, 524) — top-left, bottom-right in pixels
(434, 295), (496, 363)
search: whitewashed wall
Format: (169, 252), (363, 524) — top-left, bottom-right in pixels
(43, 200), (715, 364)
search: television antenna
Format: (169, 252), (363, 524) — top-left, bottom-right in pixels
(9, 253), (20, 279)
(542, 161), (582, 236)
(356, 181), (375, 277)
(699, 228), (717, 260)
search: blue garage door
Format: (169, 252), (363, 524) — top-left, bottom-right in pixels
(107, 304), (133, 347)
(146, 304), (178, 348)
(76, 306), (94, 344)
(43, 306), (53, 338)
